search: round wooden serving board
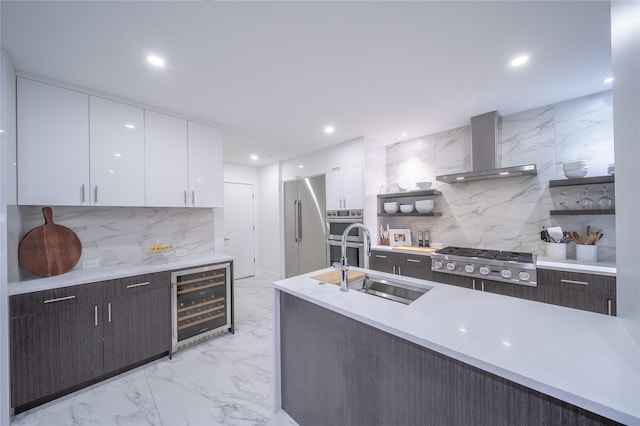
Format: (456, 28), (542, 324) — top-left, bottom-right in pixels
(18, 207), (82, 277)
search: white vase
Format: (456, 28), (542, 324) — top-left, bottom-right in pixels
(576, 244), (598, 263)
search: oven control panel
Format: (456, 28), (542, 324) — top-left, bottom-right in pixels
(327, 209), (362, 218)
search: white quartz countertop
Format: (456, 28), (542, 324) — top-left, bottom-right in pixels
(9, 253), (233, 296)
(371, 245), (617, 275)
(274, 268), (639, 425)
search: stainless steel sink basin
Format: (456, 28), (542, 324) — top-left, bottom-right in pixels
(351, 276), (430, 305)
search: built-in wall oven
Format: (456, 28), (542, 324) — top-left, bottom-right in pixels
(326, 209), (365, 268)
(171, 262), (233, 353)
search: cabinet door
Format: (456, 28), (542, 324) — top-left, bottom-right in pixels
(145, 110), (188, 207)
(89, 96), (145, 206)
(369, 250), (398, 274)
(432, 271), (475, 289)
(480, 279), (538, 301)
(17, 78), (90, 206)
(10, 283), (104, 408)
(537, 269), (616, 315)
(399, 254), (433, 281)
(341, 166), (363, 209)
(103, 273), (171, 373)
(325, 169), (343, 210)
(187, 121), (223, 207)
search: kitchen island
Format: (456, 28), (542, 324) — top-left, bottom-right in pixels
(273, 268), (639, 425)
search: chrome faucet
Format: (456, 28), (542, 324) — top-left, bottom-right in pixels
(333, 223), (371, 292)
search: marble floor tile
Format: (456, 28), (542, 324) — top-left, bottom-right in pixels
(10, 277), (297, 426)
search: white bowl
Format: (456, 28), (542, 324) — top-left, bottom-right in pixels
(564, 169), (588, 179)
(415, 199), (435, 213)
(400, 204), (414, 213)
(383, 202), (399, 214)
(563, 160), (587, 169)
(415, 181), (432, 190)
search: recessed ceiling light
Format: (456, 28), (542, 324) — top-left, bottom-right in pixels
(147, 55), (165, 67)
(603, 77), (614, 84)
(510, 55), (529, 67)
(324, 125), (335, 134)
(402, 132), (408, 137)
(124, 124), (135, 129)
(299, 165), (304, 169)
(250, 154), (258, 161)
(113, 153), (122, 157)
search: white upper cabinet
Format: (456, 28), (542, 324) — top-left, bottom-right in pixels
(17, 78), (224, 208)
(144, 110), (189, 207)
(89, 96), (145, 206)
(325, 166), (363, 210)
(187, 121), (223, 207)
(17, 77), (90, 206)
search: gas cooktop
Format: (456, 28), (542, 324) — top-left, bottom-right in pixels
(431, 246), (537, 286)
(435, 246), (535, 263)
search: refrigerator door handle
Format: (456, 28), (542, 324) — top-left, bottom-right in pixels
(297, 200), (303, 241)
(294, 200), (300, 242)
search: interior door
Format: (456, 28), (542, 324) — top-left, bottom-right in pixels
(223, 182), (255, 278)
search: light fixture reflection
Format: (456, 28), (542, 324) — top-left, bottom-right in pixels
(510, 55), (529, 67)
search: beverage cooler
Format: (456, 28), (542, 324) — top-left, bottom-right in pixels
(171, 262), (233, 353)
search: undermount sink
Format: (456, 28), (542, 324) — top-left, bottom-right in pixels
(351, 276), (430, 305)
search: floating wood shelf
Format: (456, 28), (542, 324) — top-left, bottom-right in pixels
(550, 209), (615, 216)
(549, 175), (614, 188)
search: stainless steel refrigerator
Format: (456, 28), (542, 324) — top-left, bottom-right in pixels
(284, 175), (327, 277)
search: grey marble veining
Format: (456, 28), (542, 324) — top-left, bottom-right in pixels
(8, 206), (216, 281)
(10, 278), (289, 426)
(384, 91), (615, 260)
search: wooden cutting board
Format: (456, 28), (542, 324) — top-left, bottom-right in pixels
(18, 207), (82, 277)
(392, 246), (438, 253)
(310, 269), (367, 285)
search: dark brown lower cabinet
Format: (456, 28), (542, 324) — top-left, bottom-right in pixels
(536, 269), (616, 316)
(369, 250), (398, 274)
(370, 250), (433, 280)
(10, 273), (171, 412)
(103, 272), (171, 373)
(10, 283), (104, 409)
(279, 292), (621, 426)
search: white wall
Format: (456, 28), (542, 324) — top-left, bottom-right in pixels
(1, 47), (15, 426)
(258, 163), (282, 280)
(611, 0), (640, 346)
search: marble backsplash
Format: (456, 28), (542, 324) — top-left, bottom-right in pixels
(384, 90), (616, 261)
(7, 205), (216, 282)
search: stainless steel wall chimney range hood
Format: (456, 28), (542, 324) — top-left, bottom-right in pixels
(435, 111), (537, 183)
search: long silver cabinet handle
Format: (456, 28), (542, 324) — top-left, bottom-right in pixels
(392, 266), (396, 274)
(608, 299), (612, 316)
(191, 190), (196, 206)
(94, 305), (98, 326)
(398, 266), (402, 275)
(472, 280), (476, 290)
(560, 279), (589, 286)
(375, 255), (387, 259)
(43, 295), (76, 304)
(108, 302), (112, 322)
(81, 184), (86, 203)
(406, 258), (421, 263)
(126, 281), (150, 289)
(184, 190), (188, 206)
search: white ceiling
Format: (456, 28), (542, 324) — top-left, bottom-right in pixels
(1, 1), (612, 167)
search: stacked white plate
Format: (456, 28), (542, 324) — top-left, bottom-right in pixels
(563, 161), (588, 179)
